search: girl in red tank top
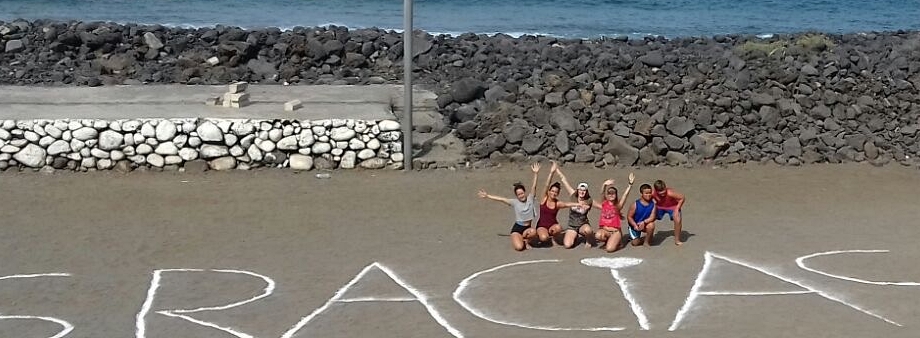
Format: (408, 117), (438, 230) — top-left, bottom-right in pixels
(532, 162), (568, 246)
(537, 199), (559, 228)
(535, 162), (599, 247)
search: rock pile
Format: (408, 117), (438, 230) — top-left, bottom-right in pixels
(2, 19), (920, 167)
(0, 117), (403, 172)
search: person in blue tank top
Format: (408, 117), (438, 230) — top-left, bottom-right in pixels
(627, 184), (657, 247)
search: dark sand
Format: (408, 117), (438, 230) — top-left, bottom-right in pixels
(1, 163), (919, 338)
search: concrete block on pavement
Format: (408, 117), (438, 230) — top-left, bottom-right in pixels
(228, 82), (248, 94)
(284, 100), (303, 112)
(223, 92), (250, 108)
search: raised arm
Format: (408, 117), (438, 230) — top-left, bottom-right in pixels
(478, 189), (511, 206)
(591, 199), (604, 209)
(540, 161), (558, 203)
(530, 162), (541, 196)
(618, 173), (636, 210)
(592, 178), (615, 209)
(555, 165), (576, 196)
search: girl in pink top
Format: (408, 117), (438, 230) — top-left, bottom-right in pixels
(590, 173), (635, 252)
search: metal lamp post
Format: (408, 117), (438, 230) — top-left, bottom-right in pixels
(402, 0), (413, 171)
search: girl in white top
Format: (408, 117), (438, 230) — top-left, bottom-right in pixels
(555, 166), (596, 248)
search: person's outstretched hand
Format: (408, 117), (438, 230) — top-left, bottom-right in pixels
(628, 172), (635, 185)
(531, 162), (541, 173)
(478, 189), (488, 198)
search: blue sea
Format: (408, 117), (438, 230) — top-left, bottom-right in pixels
(1, 0), (919, 39)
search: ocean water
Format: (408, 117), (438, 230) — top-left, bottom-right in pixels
(1, 0), (919, 39)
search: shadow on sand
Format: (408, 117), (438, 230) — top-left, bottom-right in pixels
(497, 230), (696, 248)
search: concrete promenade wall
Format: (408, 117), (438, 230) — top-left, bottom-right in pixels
(0, 84), (416, 172)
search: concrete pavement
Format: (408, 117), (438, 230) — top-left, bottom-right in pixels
(0, 84), (438, 121)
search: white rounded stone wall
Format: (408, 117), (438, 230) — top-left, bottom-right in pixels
(0, 118), (403, 172)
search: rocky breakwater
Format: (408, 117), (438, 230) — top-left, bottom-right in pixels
(2, 18), (920, 168)
(0, 118), (403, 172)
(442, 33), (920, 168)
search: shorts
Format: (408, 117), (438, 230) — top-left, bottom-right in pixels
(568, 216), (589, 231)
(536, 222), (555, 229)
(656, 208), (680, 220)
(567, 223), (590, 232)
(598, 226), (621, 233)
(626, 224), (642, 240)
(510, 222), (530, 235)
(597, 226), (620, 238)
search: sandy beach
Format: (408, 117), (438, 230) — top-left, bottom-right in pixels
(1, 163), (919, 337)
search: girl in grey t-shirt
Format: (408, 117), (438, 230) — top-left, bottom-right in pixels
(478, 162), (542, 251)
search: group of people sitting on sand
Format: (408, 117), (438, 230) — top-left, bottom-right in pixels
(478, 162), (685, 252)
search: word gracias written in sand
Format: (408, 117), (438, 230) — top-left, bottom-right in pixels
(2, 249), (917, 338)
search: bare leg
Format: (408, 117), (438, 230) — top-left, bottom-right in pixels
(536, 227), (551, 245)
(605, 230), (622, 252)
(630, 226), (644, 246)
(549, 224), (564, 245)
(644, 222), (656, 247)
(673, 210), (684, 245)
(595, 228), (609, 243)
(522, 228), (536, 249)
(510, 233), (526, 251)
(579, 224), (594, 248)
(563, 229), (579, 248)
